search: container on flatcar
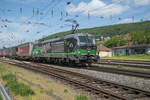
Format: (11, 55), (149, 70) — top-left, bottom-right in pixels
(2, 49), (8, 57)
(0, 49), (3, 57)
(17, 42), (34, 57)
(10, 46), (18, 57)
(6, 48), (11, 57)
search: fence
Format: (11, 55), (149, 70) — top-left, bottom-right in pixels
(0, 83), (11, 100)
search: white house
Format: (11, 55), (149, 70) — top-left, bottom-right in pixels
(97, 46), (112, 57)
(112, 44), (150, 56)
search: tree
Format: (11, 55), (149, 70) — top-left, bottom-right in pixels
(103, 35), (127, 48)
(131, 30), (150, 44)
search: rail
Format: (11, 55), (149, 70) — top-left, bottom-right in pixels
(1, 59), (150, 100)
(99, 59), (150, 69)
(88, 66), (150, 79)
(0, 83), (11, 100)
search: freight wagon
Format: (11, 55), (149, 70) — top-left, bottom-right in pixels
(0, 49), (2, 57)
(2, 49), (8, 57)
(9, 46), (18, 58)
(16, 42), (34, 60)
(0, 48), (11, 57)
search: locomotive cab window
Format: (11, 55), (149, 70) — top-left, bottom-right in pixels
(78, 36), (95, 45)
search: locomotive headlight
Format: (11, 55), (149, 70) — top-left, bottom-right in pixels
(88, 50), (90, 53)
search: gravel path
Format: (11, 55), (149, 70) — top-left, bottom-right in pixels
(47, 64), (150, 92)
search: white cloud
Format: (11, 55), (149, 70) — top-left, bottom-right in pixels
(117, 18), (139, 24)
(67, 0), (129, 17)
(0, 16), (42, 48)
(112, 0), (131, 4)
(0, 30), (23, 48)
(9, 22), (37, 32)
(7, 0), (47, 3)
(134, 0), (150, 6)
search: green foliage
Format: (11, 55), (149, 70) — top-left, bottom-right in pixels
(75, 94), (88, 100)
(40, 89), (44, 94)
(0, 65), (7, 77)
(46, 80), (52, 83)
(48, 88), (54, 93)
(96, 40), (103, 46)
(2, 73), (34, 96)
(116, 53), (124, 56)
(64, 88), (68, 93)
(39, 21), (150, 41)
(0, 64), (6, 72)
(117, 65), (123, 68)
(103, 35), (128, 48)
(131, 30), (150, 44)
(0, 96), (2, 100)
(6, 80), (35, 96)
(2, 73), (16, 81)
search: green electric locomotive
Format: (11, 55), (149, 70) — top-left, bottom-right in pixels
(32, 33), (99, 66)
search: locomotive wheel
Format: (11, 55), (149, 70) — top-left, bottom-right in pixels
(81, 63), (86, 67)
(69, 60), (75, 67)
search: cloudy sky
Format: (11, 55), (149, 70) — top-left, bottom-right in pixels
(0, 0), (150, 48)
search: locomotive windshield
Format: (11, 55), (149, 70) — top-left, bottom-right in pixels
(78, 36), (95, 45)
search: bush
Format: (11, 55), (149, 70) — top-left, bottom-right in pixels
(46, 80), (52, 83)
(6, 80), (34, 96)
(75, 94), (88, 100)
(49, 88), (54, 93)
(103, 35), (128, 48)
(40, 89), (44, 94)
(3, 74), (35, 96)
(116, 53), (123, 56)
(0, 96), (2, 100)
(2, 73), (16, 81)
(117, 65), (123, 68)
(64, 88), (68, 93)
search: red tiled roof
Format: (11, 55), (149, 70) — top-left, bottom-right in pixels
(97, 46), (111, 51)
(112, 45), (128, 49)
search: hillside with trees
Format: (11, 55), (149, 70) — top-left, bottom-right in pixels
(103, 30), (150, 48)
(40, 20), (150, 41)
(131, 30), (150, 45)
(103, 35), (128, 48)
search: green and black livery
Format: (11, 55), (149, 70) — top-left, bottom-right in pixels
(32, 33), (99, 65)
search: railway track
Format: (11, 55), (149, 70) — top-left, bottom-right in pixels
(86, 66), (150, 79)
(100, 59), (150, 69)
(0, 59), (150, 100)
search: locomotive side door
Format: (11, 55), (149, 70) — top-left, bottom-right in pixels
(65, 38), (77, 53)
(65, 37), (77, 62)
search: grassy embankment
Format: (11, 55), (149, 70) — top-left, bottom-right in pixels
(103, 54), (150, 61)
(0, 60), (89, 100)
(0, 63), (35, 100)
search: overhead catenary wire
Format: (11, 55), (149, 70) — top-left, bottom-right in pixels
(0, 0), (147, 48)
(39, 0), (60, 19)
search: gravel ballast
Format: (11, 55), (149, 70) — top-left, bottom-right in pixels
(46, 64), (150, 92)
